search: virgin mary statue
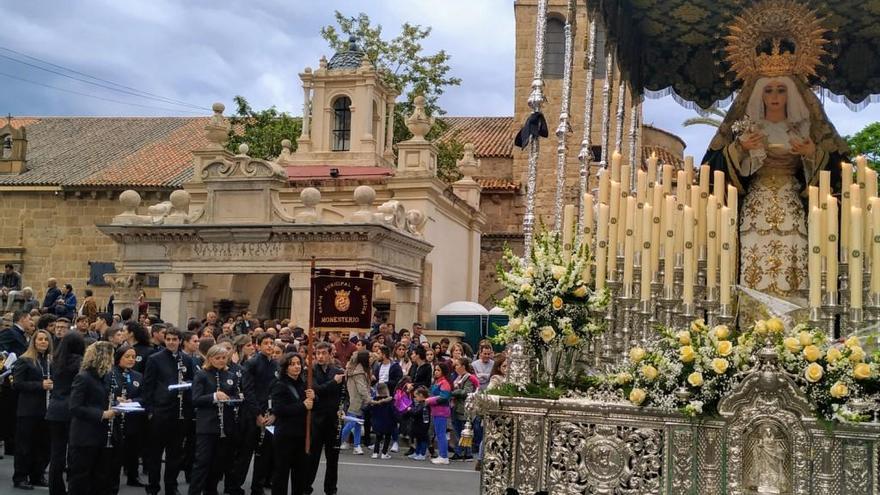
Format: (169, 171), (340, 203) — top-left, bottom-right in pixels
(701, 1), (849, 298)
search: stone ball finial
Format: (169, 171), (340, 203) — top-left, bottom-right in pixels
(119, 190), (141, 210)
(238, 143), (250, 156)
(212, 102), (225, 114)
(319, 56), (328, 69)
(169, 190), (191, 211)
(300, 187), (321, 207)
(281, 139), (292, 151)
(405, 95), (433, 141)
(354, 185), (376, 206)
(304, 67), (312, 74)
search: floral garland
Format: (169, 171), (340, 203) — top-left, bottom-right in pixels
(493, 229), (609, 354)
(611, 317), (880, 422)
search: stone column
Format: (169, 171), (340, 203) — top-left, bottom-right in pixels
(383, 99), (395, 159)
(301, 83), (312, 140)
(289, 265), (312, 330)
(103, 273), (143, 321)
(159, 273), (192, 329)
(394, 284), (420, 332)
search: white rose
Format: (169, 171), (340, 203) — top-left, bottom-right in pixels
(551, 265), (566, 280)
(539, 326), (556, 343)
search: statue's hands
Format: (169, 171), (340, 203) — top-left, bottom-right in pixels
(739, 132), (765, 151)
(790, 137), (816, 157)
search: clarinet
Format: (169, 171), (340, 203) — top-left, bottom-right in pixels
(119, 371), (128, 432)
(335, 369), (345, 450)
(177, 356), (185, 420)
(44, 356), (51, 409)
(106, 372), (117, 448)
(216, 370), (226, 439)
(257, 397), (270, 454)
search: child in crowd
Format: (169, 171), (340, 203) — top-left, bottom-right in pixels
(368, 382), (395, 459)
(407, 387), (431, 461)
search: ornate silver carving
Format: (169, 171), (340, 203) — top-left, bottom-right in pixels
(481, 413), (513, 495)
(516, 417), (543, 492)
(577, 15), (598, 240)
(553, 0), (576, 231)
(670, 429), (693, 495)
(506, 342), (532, 390)
(628, 97), (640, 185)
(599, 49), (614, 171)
(614, 79), (626, 183)
(844, 442), (869, 494)
(522, 0), (548, 259)
(697, 428), (722, 495)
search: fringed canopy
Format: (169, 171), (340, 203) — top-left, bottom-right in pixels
(596, 0), (880, 111)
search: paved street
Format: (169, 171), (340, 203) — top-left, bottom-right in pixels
(0, 448), (481, 495)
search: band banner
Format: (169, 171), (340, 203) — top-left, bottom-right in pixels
(309, 269), (375, 329)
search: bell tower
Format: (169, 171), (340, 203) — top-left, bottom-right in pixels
(289, 37), (398, 168)
(0, 116), (27, 174)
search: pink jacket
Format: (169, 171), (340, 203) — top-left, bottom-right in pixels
(426, 377), (452, 418)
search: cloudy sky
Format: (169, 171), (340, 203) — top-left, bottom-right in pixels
(1, 0), (875, 156)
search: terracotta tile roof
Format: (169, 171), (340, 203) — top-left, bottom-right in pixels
(438, 117), (515, 158)
(0, 117), (205, 188)
(642, 145), (684, 169)
(475, 177), (519, 191)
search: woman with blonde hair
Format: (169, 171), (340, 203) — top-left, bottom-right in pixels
(11, 328), (53, 490)
(67, 341), (116, 495)
(231, 334), (254, 365)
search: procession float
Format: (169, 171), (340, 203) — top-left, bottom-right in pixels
(473, 1), (880, 493)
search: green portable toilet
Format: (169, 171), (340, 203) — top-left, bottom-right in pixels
(487, 306), (509, 351)
(436, 301), (488, 351)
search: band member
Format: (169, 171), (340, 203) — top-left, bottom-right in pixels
(46, 332), (85, 495)
(108, 344), (146, 488)
(67, 342), (116, 495)
(230, 333), (277, 495)
(0, 310), (33, 460)
(305, 341), (345, 495)
(122, 321), (154, 376)
(12, 328), (53, 490)
(180, 330), (201, 484)
(189, 344), (243, 495)
(142, 327), (196, 495)
(270, 353), (314, 495)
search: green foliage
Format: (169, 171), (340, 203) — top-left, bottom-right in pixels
(226, 96), (301, 160)
(845, 122), (880, 168)
(682, 105), (727, 129)
(435, 130), (464, 184)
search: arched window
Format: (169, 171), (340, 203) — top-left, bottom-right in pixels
(332, 96), (352, 151)
(544, 17), (566, 79)
(1, 135), (11, 159)
(593, 22), (608, 79)
(271, 276), (292, 321)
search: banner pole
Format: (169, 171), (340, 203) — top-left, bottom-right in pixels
(305, 257), (316, 454)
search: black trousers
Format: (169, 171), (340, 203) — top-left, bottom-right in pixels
(188, 433), (236, 495)
(271, 435), (309, 495)
(145, 415), (186, 493)
(48, 420), (69, 495)
(0, 387), (16, 454)
(122, 416), (145, 480)
(67, 445), (116, 495)
(305, 414), (340, 495)
(14, 416), (49, 484)
(228, 419), (273, 494)
(372, 433), (392, 455)
(182, 417), (196, 479)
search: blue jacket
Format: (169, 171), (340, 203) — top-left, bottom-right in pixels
(367, 396), (395, 435)
(42, 287), (61, 311)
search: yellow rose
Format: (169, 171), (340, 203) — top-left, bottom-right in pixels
(802, 345), (823, 362)
(524, 266), (534, 278)
(783, 337), (802, 353)
(690, 319), (707, 333)
(508, 318), (522, 331)
(539, 326), (556, 343)
(629, 388), (647, 406)
(716, 340), (733, 357)
(552, 296), (564, 311)
(629, 347), (646, 364)
(615, 372), (633, 385)
(563, 333), (580, 346)
(640, 365), (659, 382)
(711, 358), (729, 374)
(753, 320), (768, 335)
(826, 347), (842, 363)
(520, 283), (533, 293)
(845, 336), (860, 349)
(551, 265), (566, 280)
(676, 331), (691, 346)
(712, 325), (730, 340)
(572, 285), (587, 298)
(853, 363), (873, 380)
(798, 331), (813, 347)
(687, 372), (704, 387)
(805, 363), (824, 383)
(766, 318), (784, 333)
(680, 345), (696, 364)
(830, 381), (849, 398)
(849, 346), (866, 363)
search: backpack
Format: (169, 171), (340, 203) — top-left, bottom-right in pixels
(394, 388), (412, 414)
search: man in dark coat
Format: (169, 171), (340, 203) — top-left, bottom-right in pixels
(305, 341), (345, 495)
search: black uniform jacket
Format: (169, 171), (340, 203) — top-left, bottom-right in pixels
(142, 348), (196, 420)
(311, 362), (344, 416)
(131, 343), (156, 375)
(191, 367), (243, 436)
(269, 374), (309, 438)
(107, 366), (145, 438)
(13, 354), (49, 418)
(68, 369), (111, 448)
(0, 325), (28, 356)
(241, 353), (277, 419)
(46, 355), (83, 422)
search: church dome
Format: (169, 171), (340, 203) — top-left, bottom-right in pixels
(328, 36), (366, 70)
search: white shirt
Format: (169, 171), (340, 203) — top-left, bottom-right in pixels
(378, 362), (392, 384)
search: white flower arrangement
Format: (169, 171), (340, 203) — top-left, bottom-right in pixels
(493, 229), (608, 356)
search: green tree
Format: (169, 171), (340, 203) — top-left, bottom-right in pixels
(682, 105), (727, 129)
(846, 122), (880, 168)
(226, 95), (301, 160)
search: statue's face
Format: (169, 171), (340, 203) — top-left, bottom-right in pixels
(762, 81), (788, 114)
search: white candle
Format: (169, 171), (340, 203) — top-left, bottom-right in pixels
(663, 195), (676, 292)
(598, 168), (610, 205)
(872, 197), (880, 295)
(857, 155), (868, 206)
(865, 169), (877, 264)
(841, 163), (853, 256)
(623, 197), (636, 288)
(562, 204), (576, 261)
(651, 185), (663, 276)
(683, 205), (695, 305)
(826, 196), (838, 298)
(676, 170), (687, 206)
(706, 195), (718, 292)
(698, 165), (710, 255)
(595, 204), (609, 291)
(713, 170), (725, 206)
(819, 171), (830, 258)
(617, 183), (628, 256)
(640, 204), (653, 302)
(647, 152), (658, 187)
(662, 164), (674, 195)
(720, 206), (732, 305)
(851, 183), (862, 256)
(621, 164), (631, 193)
(691, 186), (701, 266)
(611, 150), (622, 183)
(808, 186), (819, 217)
(582, 193), (594, 266)
(727, 184), (738, 263)
(851, 206), (864, 309)
(607, 181), (620, 281)
(808, 206), (822, 308)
